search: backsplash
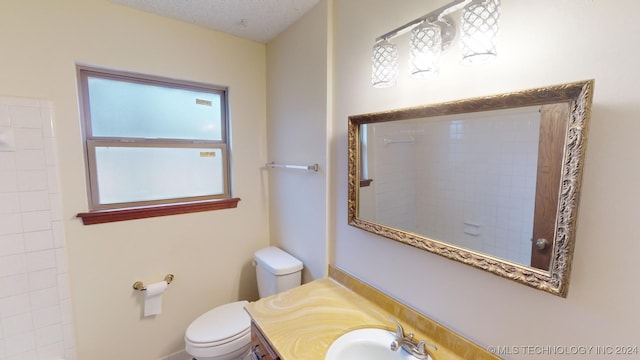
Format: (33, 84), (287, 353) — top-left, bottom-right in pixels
(0, 97), (76, 360)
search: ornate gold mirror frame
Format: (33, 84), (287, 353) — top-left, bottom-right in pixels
(347, 80), (594, 297)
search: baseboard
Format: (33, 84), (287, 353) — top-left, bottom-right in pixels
(162, 349), (191, 360)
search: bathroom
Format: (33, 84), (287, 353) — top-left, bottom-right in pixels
(0, 0), (638, 359)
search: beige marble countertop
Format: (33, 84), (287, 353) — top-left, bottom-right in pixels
(245, 267), (498, 360)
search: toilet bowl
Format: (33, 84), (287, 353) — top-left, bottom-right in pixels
(185, 301), (251, 360)
(184, 247), (303, 360)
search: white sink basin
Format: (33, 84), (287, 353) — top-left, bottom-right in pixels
(325, 328), (430, 360)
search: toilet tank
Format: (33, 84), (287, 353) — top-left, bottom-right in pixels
(254, 247), (303, 298)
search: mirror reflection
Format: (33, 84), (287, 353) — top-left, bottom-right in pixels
(348, 80), (594, 297)
(359, 106), (548, 269)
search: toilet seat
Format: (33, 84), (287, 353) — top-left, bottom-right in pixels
(185, 301), (251, 359)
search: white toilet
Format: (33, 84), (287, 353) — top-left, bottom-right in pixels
(185, 246), (303, 360)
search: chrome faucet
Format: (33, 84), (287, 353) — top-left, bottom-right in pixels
(389, 317), (437, 360)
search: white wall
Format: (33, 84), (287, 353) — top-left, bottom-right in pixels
(332, 0), (640, 358)
(0, 1), (269, 359)
(266, 1), (330, 282)
(367, 122), (418, 233)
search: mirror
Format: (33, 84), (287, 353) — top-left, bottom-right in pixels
(348, 80), (594, 297)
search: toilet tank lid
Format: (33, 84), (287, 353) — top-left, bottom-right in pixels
(254, 247), (303, 275)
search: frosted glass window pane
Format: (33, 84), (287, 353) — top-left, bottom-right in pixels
(88, 77), (223, 140)
(95, 147), (224, 205)
(78, 66), (232, 213)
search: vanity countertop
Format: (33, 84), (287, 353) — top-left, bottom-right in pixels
(245, 267), (499, 360)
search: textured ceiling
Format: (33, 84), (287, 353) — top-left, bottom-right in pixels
(109, 0), (321, 43)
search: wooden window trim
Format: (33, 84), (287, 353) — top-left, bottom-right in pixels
(77, 197), (240, 225)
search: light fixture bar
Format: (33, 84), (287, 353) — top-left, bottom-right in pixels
(375, 0), (482, 42)
(371, 0), (499, 88)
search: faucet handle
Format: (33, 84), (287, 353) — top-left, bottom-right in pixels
(389, 317), (405, 338)
(416, 339), (438, 353)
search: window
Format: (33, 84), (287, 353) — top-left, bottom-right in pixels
(76, 65), (239, 225)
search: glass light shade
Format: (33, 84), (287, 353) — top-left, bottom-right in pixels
(371, 39), (399, 88)
(410, 21), (442, 79)
(460, 0), (501, 64)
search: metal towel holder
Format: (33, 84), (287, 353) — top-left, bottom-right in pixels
(266, 162), (319, 172)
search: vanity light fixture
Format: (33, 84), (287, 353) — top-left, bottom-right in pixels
(460, 0), (501, 64)
(371, 0), (501, 88)
(372, 39), (399, 88)
(409, 20), (443, 78)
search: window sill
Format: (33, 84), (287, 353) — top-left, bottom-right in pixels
(76, 198), (241, 225)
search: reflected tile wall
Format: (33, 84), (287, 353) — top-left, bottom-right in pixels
(0, 97), (76, 360)
(415, 113), (539, 265)
(371, 111), (539, 266)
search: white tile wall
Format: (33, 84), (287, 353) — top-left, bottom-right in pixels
(0, 97), (76, 360)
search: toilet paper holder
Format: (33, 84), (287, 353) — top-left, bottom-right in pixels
(133, 274), (174, 291)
